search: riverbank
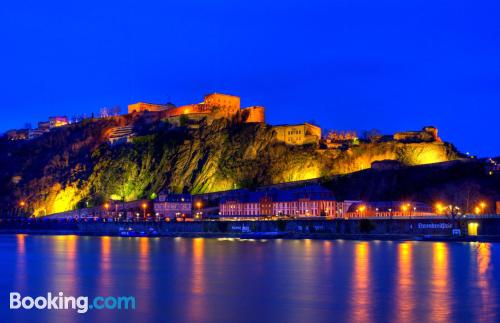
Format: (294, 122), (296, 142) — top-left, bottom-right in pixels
(2, 217), (500, 242)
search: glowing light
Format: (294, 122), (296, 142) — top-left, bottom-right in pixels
(468, 222), (479, 236)
(435, 202), (444, 214)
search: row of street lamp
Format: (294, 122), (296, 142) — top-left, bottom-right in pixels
(15, 199), (490, 218)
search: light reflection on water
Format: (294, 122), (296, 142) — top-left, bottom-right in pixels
(0, 235), (499, 323)
(351, 242), (371, 323)
(429, 242), (451, 322)
(395, 242), (414, 322)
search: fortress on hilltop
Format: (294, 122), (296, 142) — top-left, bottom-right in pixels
(128, 93), (265, 125)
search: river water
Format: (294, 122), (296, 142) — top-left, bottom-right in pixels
(0, 235), (498, 323)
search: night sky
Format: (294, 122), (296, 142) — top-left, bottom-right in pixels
(1, 0), (499, 156)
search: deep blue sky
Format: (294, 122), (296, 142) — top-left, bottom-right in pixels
(1, 0), (499, 156)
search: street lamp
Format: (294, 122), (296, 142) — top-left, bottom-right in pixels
(18, 201), (27, 218)
(358, 205), (366, 218)
(104, 202), (110, 218)
(480, 202), (486, 214)
(141, 203), (148, 220)
(435, 202), (444, 215)
(401, 203), (411, 217)
(195, 201), (203, 220)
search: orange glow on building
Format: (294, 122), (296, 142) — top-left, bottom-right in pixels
(129, 93), (265, 124)
(49, 116), (69, 128)
(241, 106), (265, 123)
(128, 102), (170, 114)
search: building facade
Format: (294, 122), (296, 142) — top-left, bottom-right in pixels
(241, 106), (265, 123)
(345, 201), (435, 218)
(49, 116), (69, 128)
(272, 123), (322, 145)
(219, 185), (337, 218)
(394, 126), (441, 143)
(5, 129), (29, 140)
(153, 193), (192, 218)
(128, 102), (171, 114)
(129, 93), (266, 125)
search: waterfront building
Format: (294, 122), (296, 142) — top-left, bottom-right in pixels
(345, 201), (436, 218)
(219, 185), (338, 218)
(44, 199), (151, 220)
(154, 193), (192, 219)
(272, 123), (321, 145)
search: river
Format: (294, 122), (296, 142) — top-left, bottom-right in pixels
(0, 235), (498, 322)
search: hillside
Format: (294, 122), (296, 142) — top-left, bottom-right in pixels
(0, 117), (460, 216)
(321, 160), (500, 208)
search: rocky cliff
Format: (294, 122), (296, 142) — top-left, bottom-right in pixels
(0, 117), (460, 216)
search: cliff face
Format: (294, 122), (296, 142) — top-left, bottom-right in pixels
(0, 118), (459, 216)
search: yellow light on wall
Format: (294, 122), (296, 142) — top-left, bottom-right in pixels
(435, 202), (444, 214)
(467, 222), (479, 236)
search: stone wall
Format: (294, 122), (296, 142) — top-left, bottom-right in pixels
(242, 106), (265, 123)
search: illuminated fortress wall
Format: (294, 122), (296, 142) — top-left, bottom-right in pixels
(128, 102), (168, 114)
(162, 93), (265, 124)
(242, 106), (265, 123)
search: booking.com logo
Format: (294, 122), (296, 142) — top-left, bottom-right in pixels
(10, 292), (136, 314)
